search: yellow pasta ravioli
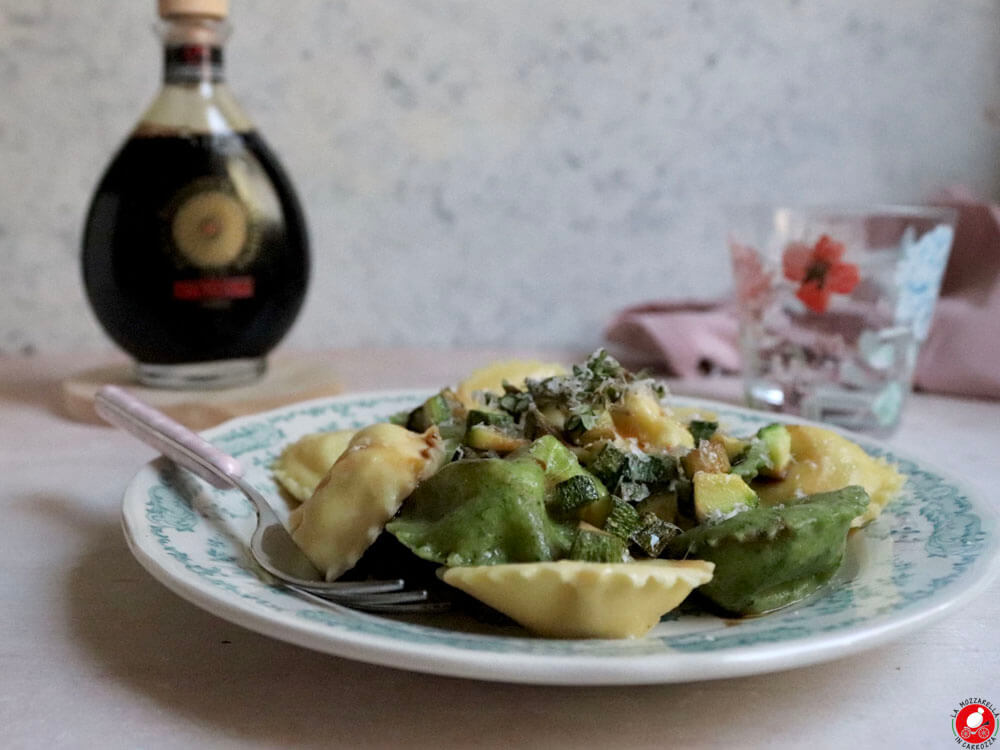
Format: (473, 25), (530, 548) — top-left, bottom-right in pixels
(289, 423), (447, 580)
(441, 559), (714, 639)
(272, 429), (357, 502)
(753, 425), (904, 527)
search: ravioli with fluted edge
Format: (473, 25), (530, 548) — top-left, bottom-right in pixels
(288, 423), (447, 580)
(752, 425), (903, 527)
(273, 429), (357, 502)
(441, 560), (715, 639)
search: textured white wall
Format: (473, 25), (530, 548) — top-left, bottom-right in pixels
(1, 0), (998, 355)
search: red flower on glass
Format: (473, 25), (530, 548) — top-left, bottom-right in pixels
(730, 240), (772, 309)
(782, 234), (860, 313)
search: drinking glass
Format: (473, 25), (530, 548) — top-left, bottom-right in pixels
(728, 205), (956, 435)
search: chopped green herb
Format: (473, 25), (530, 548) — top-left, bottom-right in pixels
(688, 420), (719, 443)
(466, 409), (515, 429)
(523, 349), (661, 432)
(498, 390), (533, 416)
(564, 409), (600, 437)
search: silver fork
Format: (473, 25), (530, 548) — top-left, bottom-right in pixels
(95, 385), (448, 614)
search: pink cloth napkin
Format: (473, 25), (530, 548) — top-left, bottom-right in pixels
(605, 188), (1000, 399)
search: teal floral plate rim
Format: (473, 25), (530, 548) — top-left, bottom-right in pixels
(120, 389), (1000, 685)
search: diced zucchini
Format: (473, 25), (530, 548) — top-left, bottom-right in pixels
(409, 394), (451, 430)
(693, 471), (758, 523)
(603, 498), (642, 540)
(525, 435), (608, 490)
(588, 443), (628, 485)
(675, 477), (695, 519)
(522, 436), (612, 524)
(464, 424), (528, 453)
(625, 452), (678, 484)
(688, 420), (718, 443)
(569, 522), (629, 563)
(525, 435), (583, 483)
(554, 474), (602, 514)
(681, 439), (731, 476)
(635, 491), (696, 531)
(729, 439), (769, 481)
(522, 405), (563, 440)
(711, 433), (751, 462)
(631, 513), (683, 557)
(577, 495), (613, 529)
(756, 423), (792, 478)
(729, 423), (791, 481)
(407, 390), (461, 431)
(618, 480), (650, 505)
(610, 387), (695, 450)
(636, 491), (679, 524)
(406, 390), (466, 448)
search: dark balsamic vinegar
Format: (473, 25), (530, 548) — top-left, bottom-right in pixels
(82, 130), (308, 365)
(81, 3), (311, 387)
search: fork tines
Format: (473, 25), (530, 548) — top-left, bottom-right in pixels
(288, 585), (451, 614)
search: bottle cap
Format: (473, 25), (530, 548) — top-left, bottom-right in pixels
(158, 0), (228, 19)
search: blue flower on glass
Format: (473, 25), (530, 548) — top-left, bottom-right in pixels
(893, 225), (953, 340)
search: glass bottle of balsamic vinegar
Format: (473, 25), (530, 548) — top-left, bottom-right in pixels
(82, 0), (309, 388)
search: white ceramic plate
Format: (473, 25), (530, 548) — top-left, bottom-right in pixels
(120, 390), (1000, 685)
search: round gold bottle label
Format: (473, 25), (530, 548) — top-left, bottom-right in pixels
(171, 189), (250, 268)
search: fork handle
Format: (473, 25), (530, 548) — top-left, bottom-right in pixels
(94, 385), (243, 489)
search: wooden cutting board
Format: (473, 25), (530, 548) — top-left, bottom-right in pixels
(61, 352), (343, 430)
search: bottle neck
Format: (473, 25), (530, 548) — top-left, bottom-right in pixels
(164, 44), (224, 84)
(137, 15), (252, 135)
(158, 16), (230, 85)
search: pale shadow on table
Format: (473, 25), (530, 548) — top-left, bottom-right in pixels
(0, 360), (65, 415)
(40, 494), (905, 749)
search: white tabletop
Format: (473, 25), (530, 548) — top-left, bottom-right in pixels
(1, 350), (998, 749)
